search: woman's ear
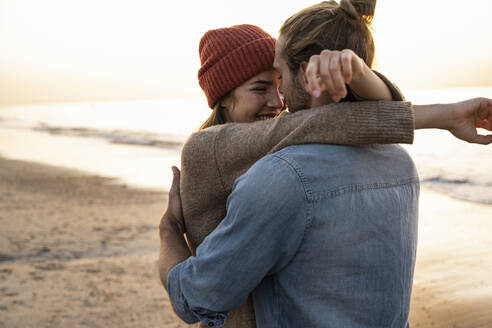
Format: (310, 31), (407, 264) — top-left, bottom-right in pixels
(220, 91), (234, 122)
(221, 95), (232, 111)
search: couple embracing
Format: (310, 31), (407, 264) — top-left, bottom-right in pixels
(158, 1), (492, 327)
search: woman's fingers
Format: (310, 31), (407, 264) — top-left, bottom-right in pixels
(478, 98), (492, 121)
(318, 50), (345, 101)
(472, 98), (492, 131)
(340, 50), (353, 83)
(306, 49), (363, 101)
(305, 55), (322, 97)
(476, 118), (492, 131)
(318, 51), (336, 99)
(327, 52), (346, 101)
(471, 134), (492, 145)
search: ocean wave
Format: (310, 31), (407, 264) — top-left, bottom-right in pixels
(33, 123), (185, 149)
(24, 125), (492, 206)
(2, 113), (490, 205)
(421, 176), (492, 205)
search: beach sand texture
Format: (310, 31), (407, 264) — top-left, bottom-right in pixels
(1, 157), (491, 327)
(0, 158), (188, 327)
(409, 190), (492, 327)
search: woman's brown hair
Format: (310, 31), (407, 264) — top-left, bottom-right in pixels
(199, 92), (233, 130)
(279, 0), (376, 75)
(199, 102), (227, 130)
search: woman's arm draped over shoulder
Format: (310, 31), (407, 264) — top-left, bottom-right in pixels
(181, 99), (414, 249)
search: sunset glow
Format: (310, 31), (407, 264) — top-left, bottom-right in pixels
(1, 0), (491, 104)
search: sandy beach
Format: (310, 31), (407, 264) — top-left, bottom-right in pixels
(0, 158), (187, 327)
(1, 157), (491, 327)
(409, 189), (492, 327)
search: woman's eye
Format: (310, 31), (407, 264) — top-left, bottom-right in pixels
(251, 88), (267, 92)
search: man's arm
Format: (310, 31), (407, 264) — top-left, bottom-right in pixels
(164, 155), (307, 326)
(158, 215), (190, 291)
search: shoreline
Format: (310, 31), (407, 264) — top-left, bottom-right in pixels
(1, 157), (491, 327)
(1, 124), (490, 206)
(0, 127), (180, 192)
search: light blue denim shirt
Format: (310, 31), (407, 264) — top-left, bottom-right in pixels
(167, 144), (419, 327)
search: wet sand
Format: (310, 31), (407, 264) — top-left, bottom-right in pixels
(1, 157), (491, 327)
(409, 190), (492, 327)
(0, 158), (187, 327)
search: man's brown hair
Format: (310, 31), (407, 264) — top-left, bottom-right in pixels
(279, 0), (376, 75)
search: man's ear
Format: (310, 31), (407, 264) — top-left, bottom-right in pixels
(297, 61), (309, 91)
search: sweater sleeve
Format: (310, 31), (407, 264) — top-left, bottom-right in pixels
(345, 70), (405, 102)
(373, 70), (405, 101)
(180, 100), (414, 249)
(215, 100), (414, 195)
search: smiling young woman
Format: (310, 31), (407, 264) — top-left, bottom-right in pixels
(198, 24), (283, 129)
(220, 70), (284, 123)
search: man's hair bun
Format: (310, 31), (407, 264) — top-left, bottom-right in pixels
(339, 0), (376, 24)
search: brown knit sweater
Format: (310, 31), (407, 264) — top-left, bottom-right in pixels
(179, 77), (414, 327)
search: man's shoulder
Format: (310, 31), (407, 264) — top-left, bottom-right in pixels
(273, 143), (413, 164)
(243, 150), (302, 182)
(235, 151), (307, 198)
(265, 144), (418, 191)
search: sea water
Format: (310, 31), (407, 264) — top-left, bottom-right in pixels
(0, 88), (491, 204)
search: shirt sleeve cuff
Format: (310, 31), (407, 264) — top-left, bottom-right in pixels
(167, 263), (228, 327)
(167, 264), (199, 324)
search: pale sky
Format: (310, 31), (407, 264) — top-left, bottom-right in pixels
(0, 0), (491, 105)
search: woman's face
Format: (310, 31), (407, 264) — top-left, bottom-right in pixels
(222, 70), (285, 123)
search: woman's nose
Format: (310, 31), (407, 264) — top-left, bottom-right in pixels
(268, 90), (285, 110)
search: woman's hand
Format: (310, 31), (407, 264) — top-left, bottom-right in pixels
(414, 97), (492, 145)
(448, 98), (492, 144)
(159, 166), (185, 236)
(304, 49), (365, 102)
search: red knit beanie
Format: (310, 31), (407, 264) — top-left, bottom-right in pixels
(198, 24), (276, 108)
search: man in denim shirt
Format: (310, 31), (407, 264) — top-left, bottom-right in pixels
(164, 141), (419, 327)
(160, 2), (420, 327)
